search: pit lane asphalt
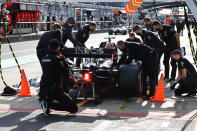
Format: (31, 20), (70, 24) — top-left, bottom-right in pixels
(0, 31), (197, 131)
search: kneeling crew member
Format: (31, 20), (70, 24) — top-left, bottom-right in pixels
(170, 49), (197, 97)
(126, 32), (142, 43)
(39, 39), (78, 115)
(116, 41), (157, 98)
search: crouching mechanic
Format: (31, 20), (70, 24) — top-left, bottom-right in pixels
(39, 39), (78, 115)
(170, 49), (197, 97)
(116, 41), (158, 99)
(75, 22), (97, 67)
(126, 32), (142, 43)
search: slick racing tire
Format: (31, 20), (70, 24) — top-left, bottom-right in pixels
(108, 29), (114, 35)
(119, 64), (143, 97)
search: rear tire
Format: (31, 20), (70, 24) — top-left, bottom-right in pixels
(119, 64), (143, 97)
(108, 29), (114, 35)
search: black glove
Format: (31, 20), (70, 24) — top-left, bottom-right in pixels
(169, 82), (176, 90)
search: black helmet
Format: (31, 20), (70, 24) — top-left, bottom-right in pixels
(67, 17), (75, 24)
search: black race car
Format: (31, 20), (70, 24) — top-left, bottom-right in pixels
(62, 47), (143, 104)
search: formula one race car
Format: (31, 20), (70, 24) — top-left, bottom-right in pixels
(62, 47), (143, 104)
(108, 25), (127, 35)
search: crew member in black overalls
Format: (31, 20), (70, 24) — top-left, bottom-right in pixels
(133, 25), (165, 84)
(116, 41), (157, 99)
(126, 32), (142, 43)
(152, 20), (180, 82)
(74, 22), (97, 67)
(39, 39), (78, 115)
(36, 23), (64, 68)
(170, 49), (197, 97)
(75, 22), (97, 47)
(143, 18), (154, 32)
(62, 17), (82, 47)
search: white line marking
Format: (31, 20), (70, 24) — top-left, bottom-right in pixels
(2, 40), (38, 47)
(2, 49), (35, 56)
(93, 121), (111, 131)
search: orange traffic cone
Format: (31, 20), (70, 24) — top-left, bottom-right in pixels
(18, 69), (32, 97)
(159, 73), (164, 83)
(150, 74), (166, 103)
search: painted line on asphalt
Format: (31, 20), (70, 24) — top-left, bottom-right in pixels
(1, 49), (35, 56)
(120, 117), (134, 119)
(0, 106), (196, 120)
(115, 100), (132, 113)
(2, 54), (38, 69)
(77, 100), (88, 107)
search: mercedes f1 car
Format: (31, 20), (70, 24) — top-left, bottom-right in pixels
(108, 25), (128, 35)
(63, 47), (143, 104)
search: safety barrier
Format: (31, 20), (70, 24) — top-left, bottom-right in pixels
(0, 5), (22, 89)
(194, 25), (197, 59)
(16, 21), (51, 40)
(184, 6), (197, 67)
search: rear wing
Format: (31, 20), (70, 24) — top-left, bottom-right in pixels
(62, 48), (117, 59)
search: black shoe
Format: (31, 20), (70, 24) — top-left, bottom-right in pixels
(141, 93), (150, 100)
(170, 86), (175, 90)
(41, 99), (50, 116)
(149, 89), (156, 98)
(143, 95), (150, 100)
(169, 83), (176, 90)
(165, 78), (175, 82)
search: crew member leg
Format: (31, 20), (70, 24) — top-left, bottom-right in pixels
(147, 58), (157, 97)
(142, 65), (148, 97)
(156, 51), (163, 85)
(174, 77), (197, 96)
(170, 58), (177, 81)
(163, 52), (170, 79)
(142, 72), (148, 97)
